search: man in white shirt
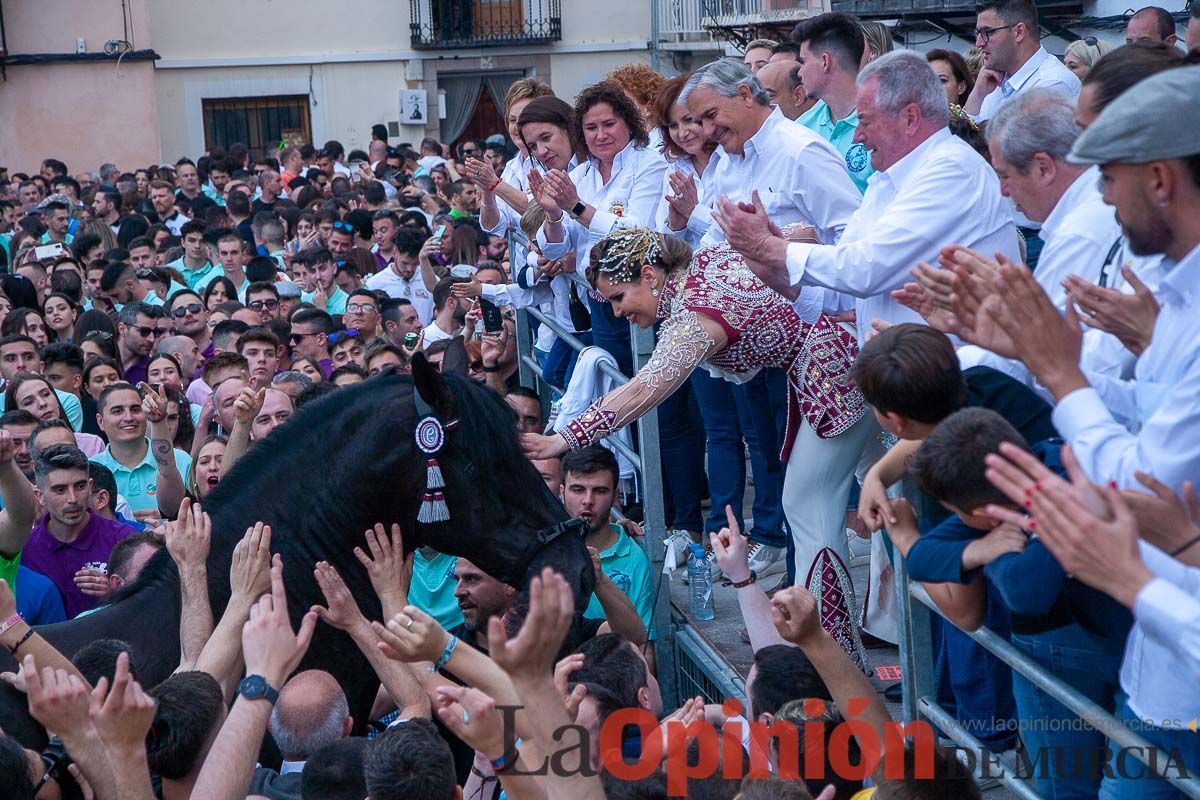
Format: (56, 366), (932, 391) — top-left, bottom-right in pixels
(680, 58), (862, 251)
(715, 50), (1019, 340)
(986, 89), (1121, 308)
(965, 0), (1080, 123)
(963, 66), (1200, 492)
(417, 137), (447, 173)
(421, 277), (470, 344)
(366, 228), (435, 325)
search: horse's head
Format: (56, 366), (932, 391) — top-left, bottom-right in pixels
(406, 355), (594, 611)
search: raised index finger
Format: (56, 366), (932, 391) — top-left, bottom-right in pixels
(723, 504), (741, 537)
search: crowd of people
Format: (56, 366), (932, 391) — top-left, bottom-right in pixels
(0, 1), (1198, 798)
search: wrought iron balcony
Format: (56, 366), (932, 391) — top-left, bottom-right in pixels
(410, 0), (562, 49)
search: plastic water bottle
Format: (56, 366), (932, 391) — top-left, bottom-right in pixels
(688, 543), (715, 621)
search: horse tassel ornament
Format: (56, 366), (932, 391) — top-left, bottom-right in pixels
(413, 386), (453, 523)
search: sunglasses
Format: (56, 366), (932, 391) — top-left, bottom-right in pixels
(249, 299), (280, 310)
(131, 325), (159, 338)
(327, 328), (360, 345)
(172, 303), (204, 318)
(332, 221), (355, 234)
(135, 268), (158, 279)
(288, 331), (322, 343)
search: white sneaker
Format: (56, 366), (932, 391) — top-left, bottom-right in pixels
(746, 542), (786, 579)
(662, 530), (694, 570)
(847, 528), (871, 568)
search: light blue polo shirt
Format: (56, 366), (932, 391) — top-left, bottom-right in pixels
(39, 232), (74, 246)
(0, 389), (82, 431)
(302, 285), (349, 316)
(89, 439), (192, 513)
(798, 100), (874, 194)
(583, 525), (655, 636)
(408, 549), (464, 631)
(167, 257), (221, 292)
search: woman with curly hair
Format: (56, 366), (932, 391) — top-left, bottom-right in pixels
(606, 63), (670, 149)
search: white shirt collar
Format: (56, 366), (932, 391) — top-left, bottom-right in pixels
(742, 106), (786, 160)
(587, 139), (638, 176)
(1040, 166), (1098, 239)
(1004, 46), (1051, 94)
(1159, 242), (1200, 305)
(878, 127), (953, 190)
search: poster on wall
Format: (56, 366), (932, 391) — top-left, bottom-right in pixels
(400, 89), (427, 124)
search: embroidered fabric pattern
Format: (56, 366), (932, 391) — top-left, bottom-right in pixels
(805, 546), (870, 670)
(561, 309), (718, 448)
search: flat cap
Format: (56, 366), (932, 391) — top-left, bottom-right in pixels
(1069, 65), (1200, 165)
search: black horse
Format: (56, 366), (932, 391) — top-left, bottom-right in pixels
(0, 357), (594, 746)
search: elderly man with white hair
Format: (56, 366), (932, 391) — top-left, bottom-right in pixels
(716, 49), (1020, 336)
(680, 57), (877, 667)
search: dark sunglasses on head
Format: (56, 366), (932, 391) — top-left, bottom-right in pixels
(327, 329), (360, 345)
(249, 299), (280, 310)
(172, 303), (204, 318)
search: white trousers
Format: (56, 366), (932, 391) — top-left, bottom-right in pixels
(782, 412), (877, 669)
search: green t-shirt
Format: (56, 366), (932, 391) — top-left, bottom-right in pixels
(0, 549), (18, 596)
(302, 285), (349, 316)
(409, 549), (463, 631)
(584, 524), (655, 637)
(798, 100), (874, 194)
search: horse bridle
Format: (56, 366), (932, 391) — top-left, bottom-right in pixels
(505, 518), (588, 586)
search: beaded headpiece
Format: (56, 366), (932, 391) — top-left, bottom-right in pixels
(594, 228), (662, 284)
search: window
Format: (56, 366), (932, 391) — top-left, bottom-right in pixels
(201, 95), (312, 161)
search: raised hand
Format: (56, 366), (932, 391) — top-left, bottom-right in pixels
(435, 684), (510, 760)
(983, 442), (1110, 527)
(166, 497), (211, 572)
(1121, 473), (1200, 558)
(490, 568), (574, 685)
(544, 169), (581, 211)
(0, 429), (16, 465)
(770, 586), (824, 647)
(520, 431), (570, 460)
(233, 385), (267, 425)
(709, 504), (750, 583)
(24, 655), (91, 736)
(464, 157), (501, 191)
(312, 561), (367, 633)
(137, 382), (168, 424)
(230, 522), (273, 605)
(373, 605), (449, 664)
(1065, 265), (1159, 356)
(354, 522), (413, 619)
(241, 555), (318, 687)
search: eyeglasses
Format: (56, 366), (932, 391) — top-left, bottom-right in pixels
(288, 331), (322, 344)
(974, 23), (1017, 42)
(327, 329), (360, 345)
(172, 303), (204, 318)
(249, 299), (280, 310)
(345, 303), (376, 314)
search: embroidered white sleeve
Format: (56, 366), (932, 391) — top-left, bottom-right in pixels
(562, 310), (719, 448)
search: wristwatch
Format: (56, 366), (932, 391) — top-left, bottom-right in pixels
(237, 674), (280, 705)
(569, 201), (587, 219)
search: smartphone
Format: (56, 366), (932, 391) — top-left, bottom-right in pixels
(479, 297), (504, 334)
(33, 242), (65, 261)
(433, 224), (447, 242)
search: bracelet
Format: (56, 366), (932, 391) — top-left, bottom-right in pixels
(1171, 533), (1200, 557)
(0, 613), (21, 638)
(545, 211), (564, 225)
(490, 738), (523, 772)
(7, 626), (33, 655)
(488, 177), (502, 192)
(730, 574), (757, 589)
(482, 364), (500, 372)
(428, 635), (458, 672)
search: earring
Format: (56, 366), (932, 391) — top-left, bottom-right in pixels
(651, 288), (660, 297)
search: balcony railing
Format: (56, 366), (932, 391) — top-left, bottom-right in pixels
(410, 0), (562, 49)
(659, 0), (829, 43)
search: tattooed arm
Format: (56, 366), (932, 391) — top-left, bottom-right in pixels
(141, 383), (187, 518)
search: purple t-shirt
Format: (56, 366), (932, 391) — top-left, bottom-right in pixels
(124, 354), (151, 387)
(22, 511), (137, 617)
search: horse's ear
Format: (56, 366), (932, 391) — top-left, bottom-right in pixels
(411, 351), (456, 419)
(441, 336), (470, 378)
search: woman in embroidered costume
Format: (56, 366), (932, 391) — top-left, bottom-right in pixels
(524, 227), (873, 668)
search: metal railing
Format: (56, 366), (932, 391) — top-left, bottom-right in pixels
(896, 554), (1200, 798)
(409, 0), (561, 49)
(657, 0), (830, 40)
(508, 228), (688, 709)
